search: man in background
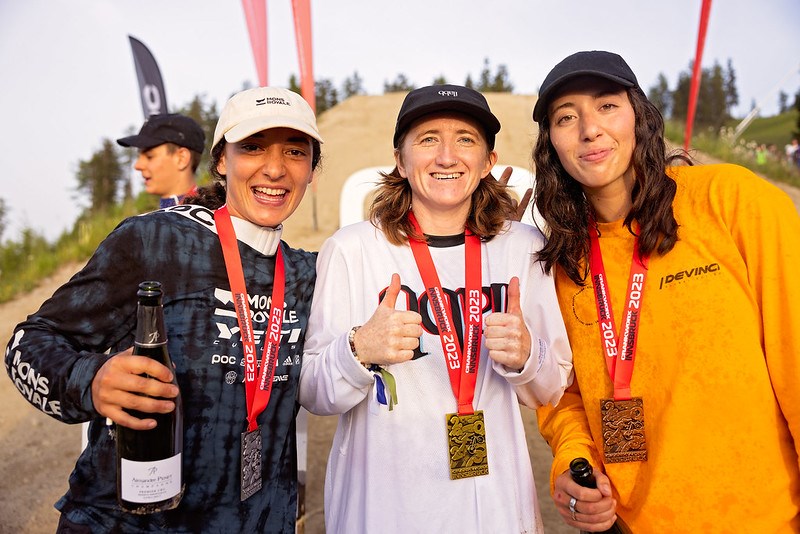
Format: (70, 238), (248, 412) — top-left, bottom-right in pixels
(117, 113), (205, 208)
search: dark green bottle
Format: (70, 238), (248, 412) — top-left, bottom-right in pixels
(116, 281), (184, 514)
(570, 458), (631, 534)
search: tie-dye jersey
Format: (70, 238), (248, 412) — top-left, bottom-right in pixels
(5, 204), (316, 533)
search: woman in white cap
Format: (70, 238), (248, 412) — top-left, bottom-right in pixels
(532, 50), (800, 532)
(299, 84), (572, 533)
(5, 86), (323, 532)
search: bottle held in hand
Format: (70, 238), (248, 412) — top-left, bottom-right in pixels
(116, 281), (184, 514)
(569, 457), (630, 534)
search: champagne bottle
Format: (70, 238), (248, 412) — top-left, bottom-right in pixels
(116, 281), (184, 514)
(569, 457), (630, 534)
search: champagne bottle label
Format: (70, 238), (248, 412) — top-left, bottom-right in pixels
(120, 453), (183, 503)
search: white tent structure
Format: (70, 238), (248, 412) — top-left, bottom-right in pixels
(338, 165), (543, 229)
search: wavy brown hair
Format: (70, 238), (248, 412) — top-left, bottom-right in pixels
(533, 85), (684, 285)
(370, 131), (515, 245)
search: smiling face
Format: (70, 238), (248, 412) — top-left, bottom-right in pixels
(548, 76), (637, 222)
(216, 127), (314, 228)
(396, 112), (497, 234)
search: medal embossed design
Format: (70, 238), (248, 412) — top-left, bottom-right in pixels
(446, 411), (489, 479)
(240, 427), (263, 500)
(600, 397), (647, 463)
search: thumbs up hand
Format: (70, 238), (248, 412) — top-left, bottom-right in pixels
(352, 273), (423, 366)
(484, 277), (531, 372)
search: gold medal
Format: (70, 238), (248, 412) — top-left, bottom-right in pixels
(446, 411), (489, 479)
(600, 397), (647, 463)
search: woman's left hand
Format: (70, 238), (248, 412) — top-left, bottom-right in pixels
(484, 276), (531, 371)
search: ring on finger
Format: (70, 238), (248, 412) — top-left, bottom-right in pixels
(568, 496), (578, 521)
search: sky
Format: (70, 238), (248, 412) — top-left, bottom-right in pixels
(1, 0), (798, 242)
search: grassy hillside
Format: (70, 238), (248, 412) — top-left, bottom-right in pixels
(665, 108), (800, 189)
(736, 109), (798, 148)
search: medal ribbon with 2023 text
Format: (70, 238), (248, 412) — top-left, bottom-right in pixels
(588, 221), (648, 400)
(407, 211), (482, 415)
(216, 205), (287, 497)
(408, 211), (491, 477)
(214, 206), (285, 431)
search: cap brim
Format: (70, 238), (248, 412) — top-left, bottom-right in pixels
(116, 134), (162, 150)
(533, 71), (636, 122)
(394, 102), (500, 147)
(224, 116), (324, 146)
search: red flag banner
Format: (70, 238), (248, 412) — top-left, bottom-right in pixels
(684, 0), (713, 150)
(242, 0), (268, 87)
(292, 0), (315, 112)
(128, 35), (168, 117)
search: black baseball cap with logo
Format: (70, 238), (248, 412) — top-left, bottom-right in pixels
(532, 50), (639, 123)
(393, 84), (501, 149)
(117, 113), (205, 153)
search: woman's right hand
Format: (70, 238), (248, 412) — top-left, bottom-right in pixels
(353, 273), (423, 366)
(553, 468), (619, 532)
(91, 347), (179, 430)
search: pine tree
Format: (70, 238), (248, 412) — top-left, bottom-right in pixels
(75, 139), (125, 214)
(0, 198), (7, 241)
(288, 74), (302, 95)
(315, 78), (339, 113)
(794, 90), (800, 138)
(342, 71), (365, 98)
(724, 59), (739, 113)
(383, 74), (414, 93)
(778, 91), (789, 114)
(647, 73), (672, 117)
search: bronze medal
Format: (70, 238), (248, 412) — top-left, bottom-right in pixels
(600, 397), (647, 463)
(240, 427), (263, 500)
(446, 411), (489, 479)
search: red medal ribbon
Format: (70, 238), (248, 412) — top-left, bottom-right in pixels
(407, 212), (482, 415)
(588, 221), (648, 400)
(215, 206), (285, 432)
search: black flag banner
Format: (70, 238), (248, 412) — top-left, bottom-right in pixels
(128, 35), (168, 117)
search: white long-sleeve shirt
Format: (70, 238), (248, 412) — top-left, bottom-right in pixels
(300, 221), (572, 534)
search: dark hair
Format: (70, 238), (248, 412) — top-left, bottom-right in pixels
(533, 85), (682, 285)
(186, 137), (322, 210)
(370, 130), (514, 245)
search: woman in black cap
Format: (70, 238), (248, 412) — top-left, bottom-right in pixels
(300, 84), (571, 533)
(532, 50), (800, 532)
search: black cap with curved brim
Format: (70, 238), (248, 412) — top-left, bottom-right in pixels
(393, 84), (501, 149)
(532, 50), (638, 123)
(117, 113), (205, 153)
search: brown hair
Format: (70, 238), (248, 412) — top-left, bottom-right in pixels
(533, 85), (684, 285)
(369, 130), (515, 245)
(164, 142), (202, 174)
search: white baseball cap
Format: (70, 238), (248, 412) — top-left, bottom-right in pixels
(212, 86), (324, 147)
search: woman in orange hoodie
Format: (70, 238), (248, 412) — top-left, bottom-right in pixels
(532, 50), (800, 532)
